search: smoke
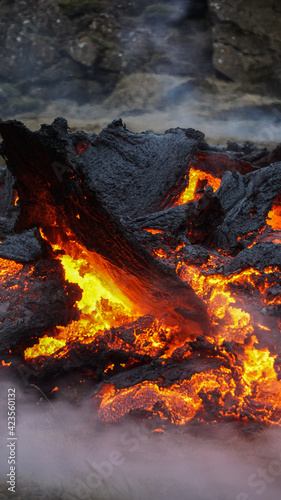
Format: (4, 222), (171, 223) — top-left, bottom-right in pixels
(1, 378), (281, 500)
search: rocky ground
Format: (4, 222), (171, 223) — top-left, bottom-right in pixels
(0, 0), (211, 115)
(209, 0), (281, 94)
(0, 1), (280, 113)
(0, 0), (281, 156)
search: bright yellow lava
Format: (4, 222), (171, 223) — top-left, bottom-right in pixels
(242, 342), (279, 397)
(174, 167), (221, 205)
(24, 242), (138, 359)
(60, 253), (132, 323)
(267, 207), (281, 231)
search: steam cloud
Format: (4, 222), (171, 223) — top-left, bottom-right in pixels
(1, 379), (281, 499)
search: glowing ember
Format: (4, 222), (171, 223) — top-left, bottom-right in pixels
(13, 190), (19, 206)
(74, 141), (88, 156)
(104, 363), (115, 373)
(1, 360), (11, 366)
(143, 228), (164, 235)
(267, 204), (281, 231)
(98, 367), (238, 425)
(0, 258), (23, 281)
(98, 381), (202, 425)
(98, 342), (281, 425)
(258, 324), (271, 331)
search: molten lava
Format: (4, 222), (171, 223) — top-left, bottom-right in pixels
(173, 167), (221, 206)
(24, 236), (139, 359)
(0, 258), (23, 281)
(267, 195), (281, 231)
(9, 160), (281, 427)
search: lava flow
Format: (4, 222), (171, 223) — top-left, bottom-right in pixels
(21, 167), (281, 427)
(24, 234), (140, 359)
(1, 118), (281, 429)
(95, 262), (281, 426)
(173, 166), (221, 205)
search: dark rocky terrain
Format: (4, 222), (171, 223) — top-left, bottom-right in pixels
(0, 0), (210, 114)
(0, 0), (280, 119)
(209, 0), (281, 93)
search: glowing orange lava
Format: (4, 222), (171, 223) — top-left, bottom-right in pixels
(173, 167), (221, 206)
(143, 228), (164, 235)
(0, 258), (23, 281)
(1, 360), (11, 367)
(15, 164), (281, 426)
(24, 236), (140, 359)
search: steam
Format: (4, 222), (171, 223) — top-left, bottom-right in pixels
(1, 378), (281, 500)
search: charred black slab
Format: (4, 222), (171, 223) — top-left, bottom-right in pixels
(216, 163), (281, 250)
(76, 119), (205, 218)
